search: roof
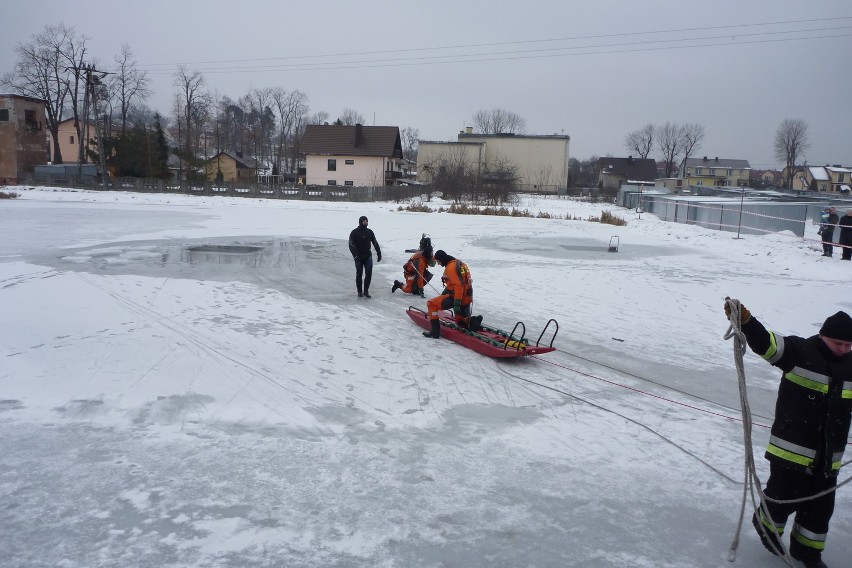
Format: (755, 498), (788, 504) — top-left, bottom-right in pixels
(458, 133), (570, 141)
(0, 93), (47, 105)
(808, 166), (830, 181)
(684, 157), (751, 169)
(208, 150), (261, 169)
(419, 140), (485, 146)
(300, 124), (402, 158)
(596, 157), (658, 181)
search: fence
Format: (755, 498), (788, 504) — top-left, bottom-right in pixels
(18, 175), (425, 203)
(638, 194), (837, 238)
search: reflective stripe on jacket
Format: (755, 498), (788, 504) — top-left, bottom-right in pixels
(744, 319), (852, 475)
(442, 259), (473, 305)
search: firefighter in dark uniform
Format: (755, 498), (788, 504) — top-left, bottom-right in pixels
(726, 302), (852, 568)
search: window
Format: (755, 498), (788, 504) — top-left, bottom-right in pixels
(25, 110), (39, 130)
(327, 159), (336, 171)
(709, 168), (715, 176)
(695, 168), (702, 175)
(70, 135), (75, 144)
(840, 174), (846, 183)
(327, 180), (337, 185)
(345, 159), (354, 165)
(0, 109), (8, 121)
(344, 180), (354, 186)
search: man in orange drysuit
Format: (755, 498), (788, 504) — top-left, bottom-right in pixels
(422, 250), (482, 339)
(392, 245), (434, 296)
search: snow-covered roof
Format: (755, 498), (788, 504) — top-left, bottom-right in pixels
(826, 167), (852, 174)
(809, 166), (830, 180)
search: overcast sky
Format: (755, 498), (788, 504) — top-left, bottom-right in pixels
(3, 0), (851, 169)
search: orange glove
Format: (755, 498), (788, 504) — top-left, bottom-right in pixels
(724, 301), (751, 324)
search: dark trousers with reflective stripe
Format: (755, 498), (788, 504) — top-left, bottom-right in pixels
(763, 462), (836, 559)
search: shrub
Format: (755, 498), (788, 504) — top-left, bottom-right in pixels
(397, 203), (432, 213)
(0, 191), (19, 199)
(600, 210), (627, 226)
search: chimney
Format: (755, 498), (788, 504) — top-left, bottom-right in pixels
(714, 157), (719, 162)
(703, 156), (707, 161)
(465, 126), (473, 134)
(628, 155), (634, 164)
(355, 123), (364, 147)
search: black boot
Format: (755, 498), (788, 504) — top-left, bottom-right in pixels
(423, 319), (441, 339)
(752, 513), (784, 556)
(392, 280), (402, 293)
(469, 315), (483, 332)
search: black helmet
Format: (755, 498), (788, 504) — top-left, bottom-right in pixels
(419, 234), (431, 250)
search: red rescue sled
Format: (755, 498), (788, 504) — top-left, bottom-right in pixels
(406, 306), (558, 359)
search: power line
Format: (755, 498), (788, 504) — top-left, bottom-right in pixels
(138, 30), (852, 76)
(136, 15), (852, 68)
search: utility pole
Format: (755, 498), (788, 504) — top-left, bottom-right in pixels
(89, 66), (111, 189)
(69, 63), (112, 188)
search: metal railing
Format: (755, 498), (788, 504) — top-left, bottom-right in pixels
(18, 175), (426, 203)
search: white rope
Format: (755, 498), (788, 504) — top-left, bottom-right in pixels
(723, 298), (794, 565)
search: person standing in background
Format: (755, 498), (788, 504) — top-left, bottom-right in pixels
(817, 207), (838, 257)
(838, 210), (852, 261)
(348, 215), (381, 298)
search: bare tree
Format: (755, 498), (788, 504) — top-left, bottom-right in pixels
(774, 119), (811, 188)
(482, 152), (519, 205)
(400, 126), (420, 162)
(470, 108), (526, 134)
(110, 44), (150, 135)
(624, 123), (655, 159)
(244, 87), (275, 168)
(308, 111), (329, 125)
(656, 122), (684, 178)
(419, 145), (477, 202)
(1, 23), (89, 164)
(533, 163), (556, 191)
(678, 123), (706, 175)
(271, 88), (309, 173)
(173, 66), (205, 156)
(338, 107), (365, 125)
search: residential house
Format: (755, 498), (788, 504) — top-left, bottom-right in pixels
(203, 150), (264, 184)
(683, 157), (751, 187)
(793, 165), (851, 192)
(749, 169), (783, 188)
(300, 124), (403, 187)
(418, 127), (571, 193)
(595, 156), (657, 190)
(0, 94), (48, 183)
(50, 118), (99, 165)
(826, 165), (852, 192)
(781, 165), (805, 189)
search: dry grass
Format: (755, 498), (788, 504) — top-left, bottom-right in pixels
(398, 199), (628, 226)
(0, 191), (20, 199)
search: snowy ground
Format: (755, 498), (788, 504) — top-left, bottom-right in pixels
(1, 187), (850, 568)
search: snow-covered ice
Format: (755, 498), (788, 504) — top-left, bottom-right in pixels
(1, 187), (850, 567)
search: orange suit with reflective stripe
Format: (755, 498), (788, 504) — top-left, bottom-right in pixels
(426, 259), (472, 323)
